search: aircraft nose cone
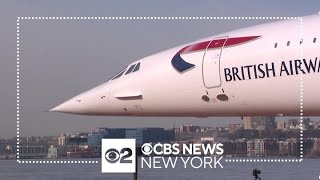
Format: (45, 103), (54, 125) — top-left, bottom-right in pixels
(49, 99), (82, 114)
(50, 83), (110, 115)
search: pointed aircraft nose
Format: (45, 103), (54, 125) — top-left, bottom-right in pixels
(49, 99), (80, 113)
(49, 83), (109, 115)
(49, 94), (101, 115)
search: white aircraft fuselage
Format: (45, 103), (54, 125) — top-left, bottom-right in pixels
(50, 15), (320, 117)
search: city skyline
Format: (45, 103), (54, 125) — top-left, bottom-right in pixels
(2, 117), (320, 160)
(0, 116), (318, 138)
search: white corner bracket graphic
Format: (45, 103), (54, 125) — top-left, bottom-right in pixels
(16, 16), (304, 164)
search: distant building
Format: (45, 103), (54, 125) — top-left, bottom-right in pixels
(234, 129), (259, 139)
(244, 116), (276, 130)
(126, 128), (175, 146)
(58, 136), (66, 145)
(19, 145), (48, 159)
(288, 119), (300, 130)
(87, 127), (175, 146)
(0, 145), (15, 157)
(87, 132), (105, 146)
(264, 139), (279, 156)
(247, 139), (266, 157)
(314, 138), (320, 151)
(58, 134), (88, 146)
(278, 138), (298, 156)
(228, 124), (243, 133)
(223, 140), (247, 156)
(87, 128), (127, 145)
(200, 137), (215, 142)
(48, 145), (102, 158)
(25, 136), (40, 143)
(302, 118), (311, 130)
(175, 125), (214, 133)
(287, 118), (311, 130)
(244, 117), (254, 129)
(179, 124), (201, 133)
(47, 146), (57, 158)
(314, 121), (320, 130)
(277, 121), (287, 130)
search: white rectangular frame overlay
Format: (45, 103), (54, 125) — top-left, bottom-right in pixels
(16, 16), (304, 164)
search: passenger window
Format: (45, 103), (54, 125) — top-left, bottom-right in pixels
(125, 64), (136, 75)
(274, 43), (278, 48)
(287, 41), (290, 46)
(313, 38), (317, 43)
(133, 62), (140, 72)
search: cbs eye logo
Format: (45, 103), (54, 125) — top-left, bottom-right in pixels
(141, 143), (153, 155)
(101, 139), (136, 173)
(105, 147), (132, 164)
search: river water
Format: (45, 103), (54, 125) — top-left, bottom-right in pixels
(0, 158), (319, 180)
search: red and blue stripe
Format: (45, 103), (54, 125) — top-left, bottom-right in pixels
(171, 36), (260, 72)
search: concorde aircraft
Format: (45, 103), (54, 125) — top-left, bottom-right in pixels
(50, 14), (320, 117)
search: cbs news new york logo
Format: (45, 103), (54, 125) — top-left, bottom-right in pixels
(102, 139), (224, 173)
(101, 139), (136, 173)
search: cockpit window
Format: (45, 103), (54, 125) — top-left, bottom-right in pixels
(132, 62), (140, 72)
(125, 64), (136, 75)
(111, 68), (127, 80)
(108, 62), (141, 81)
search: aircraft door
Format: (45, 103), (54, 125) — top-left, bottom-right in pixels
(202, 37), (228, 88)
